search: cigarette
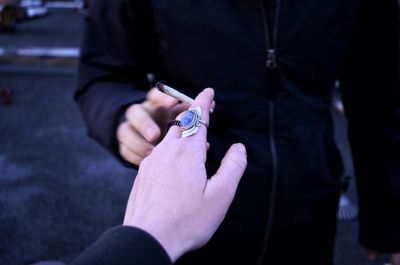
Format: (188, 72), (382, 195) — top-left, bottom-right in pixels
(156, 82), (195, 105)
(156, 82), (215, 113)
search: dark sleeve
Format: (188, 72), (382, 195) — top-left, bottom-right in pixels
(339, 0), (400, 252)
(70, 226), (172, 265)
(75, 0), (158, 161)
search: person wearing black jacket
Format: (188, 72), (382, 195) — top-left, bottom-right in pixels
(75, 0), (400, 264)
(71, 89), (248, 265)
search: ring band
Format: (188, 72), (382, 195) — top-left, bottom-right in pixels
(167, 120), (181, 131)
(198, 119), (208, 127)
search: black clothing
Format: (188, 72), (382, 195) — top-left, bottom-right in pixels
(71, 226), (171, 265)
(76, 0), (400, 264)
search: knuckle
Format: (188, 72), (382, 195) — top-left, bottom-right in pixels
(126, 104), (141, 119)
(119, 144), (129, 159)
(116, 122), (128, 140)
(138, 145), (152, 158)
(120, 145), (141, 165)
(172, 140), (186, 154)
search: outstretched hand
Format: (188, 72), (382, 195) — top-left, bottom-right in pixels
(123, 88), (247, 262)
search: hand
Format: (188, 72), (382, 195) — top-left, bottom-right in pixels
(367, 250), (400, 265)
(123, 88), (247, 262)
(392, 253), (400, 265)
(117, 88), (189, 166)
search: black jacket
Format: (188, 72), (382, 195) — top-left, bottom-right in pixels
(71, 226), (171, 265)
(76, 0), (400, 262)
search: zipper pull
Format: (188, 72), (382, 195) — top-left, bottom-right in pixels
(266, 49), (277, 69)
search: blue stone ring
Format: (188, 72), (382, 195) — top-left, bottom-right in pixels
(180, 107), (208, 137)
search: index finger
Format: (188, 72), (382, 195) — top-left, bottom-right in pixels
(192, 87), (214, 129)
(180, 87), (214, 140)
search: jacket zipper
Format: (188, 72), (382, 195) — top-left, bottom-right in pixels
(258, 0), (281, 69)
(258, 0), (281, 264)
(258, 101), (279, 265)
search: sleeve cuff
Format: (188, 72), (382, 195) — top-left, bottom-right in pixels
(71, 226), (172, 265)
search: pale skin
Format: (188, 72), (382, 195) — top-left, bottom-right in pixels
(117, 87), (190, 166)
(117, 87), (400, 263)
(123, 89), (247, 262)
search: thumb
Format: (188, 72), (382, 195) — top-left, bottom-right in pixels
(391, 252), (400, 265)
(205, 143), (247, 205)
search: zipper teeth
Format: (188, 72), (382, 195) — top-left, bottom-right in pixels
(272, 0), (282, 49)
(258, 102), (279, 265)
(258, 0), (272, 49)
(258, 0), (282, 50)
(258, 2), (281, 263)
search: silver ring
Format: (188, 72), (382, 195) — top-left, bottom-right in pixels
(180, 107), (208, 137)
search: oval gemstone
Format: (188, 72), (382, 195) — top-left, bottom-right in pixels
(181, 110), (195, 127)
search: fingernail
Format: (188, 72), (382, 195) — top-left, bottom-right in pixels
(210, 101), (216, 114)
(235, 143), (246, 154)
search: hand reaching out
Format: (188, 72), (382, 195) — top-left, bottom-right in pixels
(123, 88), (247, 262)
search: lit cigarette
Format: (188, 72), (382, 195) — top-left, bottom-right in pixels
(156, 82), (195, 105)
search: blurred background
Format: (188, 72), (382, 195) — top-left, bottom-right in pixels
(0, 1), (395, 265)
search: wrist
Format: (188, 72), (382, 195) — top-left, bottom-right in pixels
(124, 218), (186, 262)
